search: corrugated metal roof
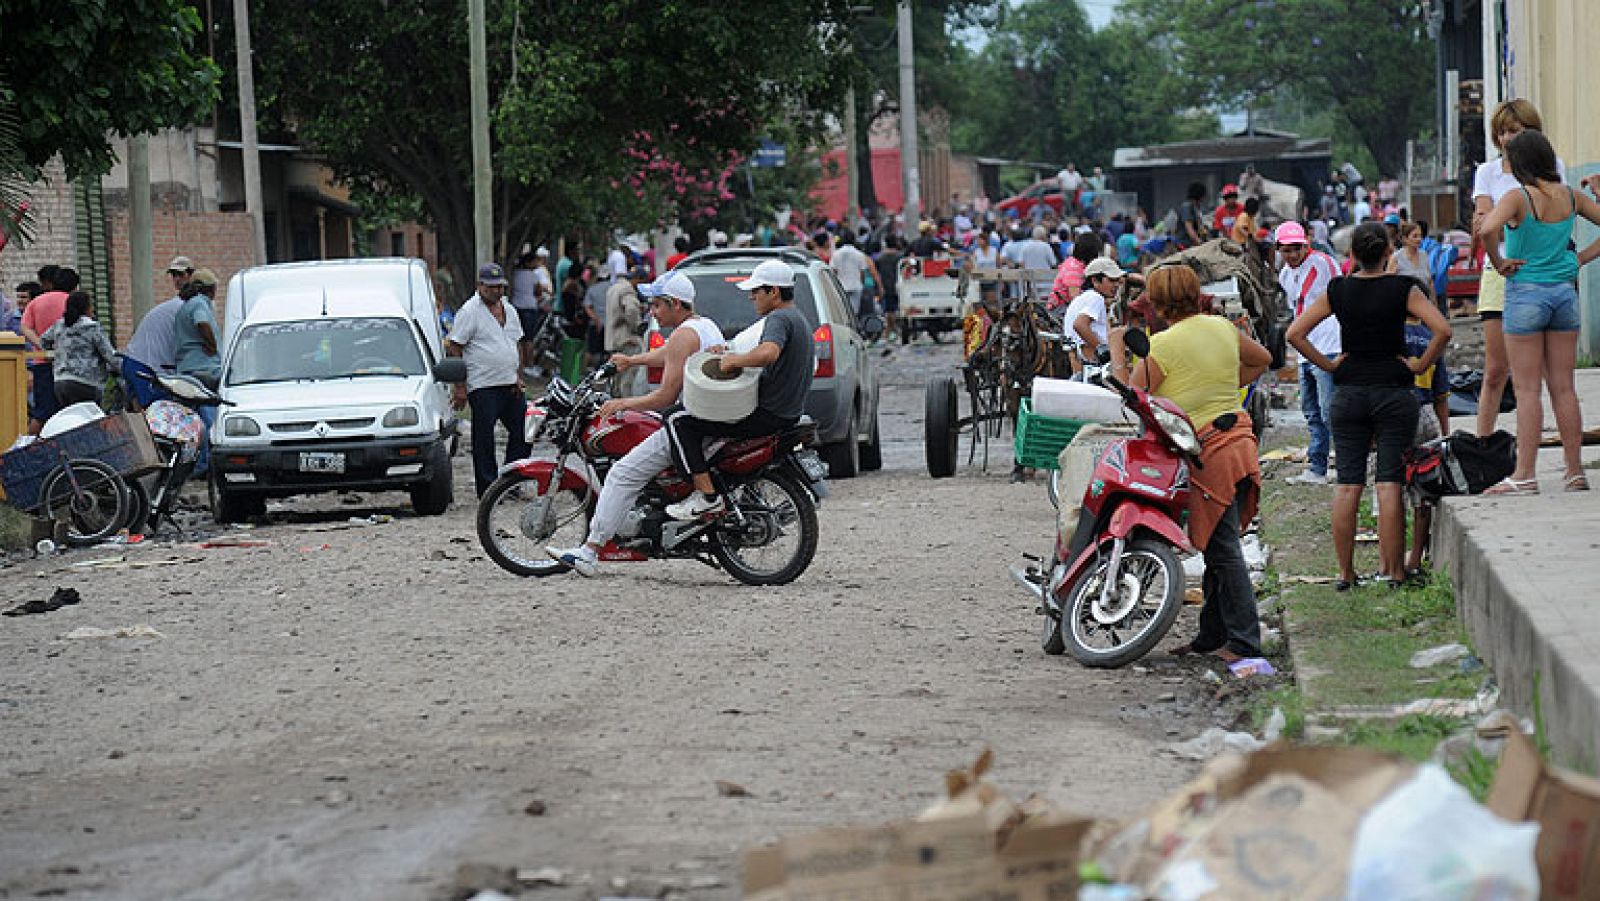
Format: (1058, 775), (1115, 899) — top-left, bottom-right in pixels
(1114, 135), (1331, 169)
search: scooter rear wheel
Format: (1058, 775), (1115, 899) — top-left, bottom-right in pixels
(1063, 537), (1184, 668)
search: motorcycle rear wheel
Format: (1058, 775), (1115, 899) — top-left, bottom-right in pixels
(1063, 537), (1183, 668)
(477, 468), (589, 577)
(712, 472), (818, 586)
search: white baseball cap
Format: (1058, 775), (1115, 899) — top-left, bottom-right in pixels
(736, 259), (795, 291)
(1084, 257), (1126, 280)
(639, 270), (696, 303)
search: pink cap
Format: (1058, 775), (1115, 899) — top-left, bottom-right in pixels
(1222, 184), (1239, 196)
(1274, 221), (1308, 245)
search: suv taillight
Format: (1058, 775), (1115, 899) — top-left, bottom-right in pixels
(646, 331), (665, 384)
(813, 324), (834, 378)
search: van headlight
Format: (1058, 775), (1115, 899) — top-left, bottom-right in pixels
(382, 405), (420, 428)
(224, 415), (260, 437)
(1151, 406), (1202, 455)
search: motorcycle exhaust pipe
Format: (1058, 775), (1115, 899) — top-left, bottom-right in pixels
(1009, 563), (1045, 602)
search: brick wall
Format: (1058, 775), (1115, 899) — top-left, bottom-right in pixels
(0, 158), (77, 301)
(107, 209), (256, 346)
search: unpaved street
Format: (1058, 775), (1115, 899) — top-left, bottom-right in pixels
(1, 342), (1227, 900)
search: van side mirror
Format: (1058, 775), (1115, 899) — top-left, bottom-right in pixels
(433, 358), (467, 384)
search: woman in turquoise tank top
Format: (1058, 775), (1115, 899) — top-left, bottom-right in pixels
(1478, 129), (1600, 494)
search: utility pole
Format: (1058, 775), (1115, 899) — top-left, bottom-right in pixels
(233, 0), (266, 265)
(844, 85), (859, 226)
(128, 135), (154, 324)
(468, 0), (493, 266)
(896, 1), (920, 228)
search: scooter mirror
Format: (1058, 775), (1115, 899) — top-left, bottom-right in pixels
(155, 373), (218, 403)
(1123, 328), (1151, 358)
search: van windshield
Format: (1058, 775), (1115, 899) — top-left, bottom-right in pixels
(226, 317), (426, 386)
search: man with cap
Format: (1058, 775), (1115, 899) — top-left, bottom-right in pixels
(605, 264), (651, 395)
(909, 220), (944, 259)
(1063, 257), (1132, 372)
(1274, 221), (1342, 484)
(173, 267), (223, 473)
(545, 270), (726, 575)
(663, 259), (813, 520)
(446, 262), (531, 497)
(121, 256), (194, 407)
(1212, 185), (1244, 237)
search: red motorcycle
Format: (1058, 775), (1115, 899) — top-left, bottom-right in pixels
(1013, 332), (1201, 667)
(476, 363), (829, 585)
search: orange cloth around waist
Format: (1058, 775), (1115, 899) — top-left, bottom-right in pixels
(1187, 412), (1261, 550)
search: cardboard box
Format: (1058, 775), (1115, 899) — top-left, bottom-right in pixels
(744, 751), (1097, 901)
(1488, 729), (1600, 900)
(1091, 744), (1413, 899)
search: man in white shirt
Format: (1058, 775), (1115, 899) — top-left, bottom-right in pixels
(122, 255), (193, 407)
(607, 244), (630, 279)
(446, 263), (530, 496)
(1015, 225), (1060, 298)
(1274, 222), (1342, 484)
(1063, 257), (1124, 370)
(829, 232), (879, 323)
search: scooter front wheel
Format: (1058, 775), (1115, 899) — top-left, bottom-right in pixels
(1063, 537), (1184, 668)
(476, 469), (589, 577)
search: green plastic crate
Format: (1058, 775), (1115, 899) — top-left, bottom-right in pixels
(1013, 399), (1088, 470)
(559, 337), (587, 384)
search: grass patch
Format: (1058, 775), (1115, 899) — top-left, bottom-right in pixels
(0, 504), (33, 553)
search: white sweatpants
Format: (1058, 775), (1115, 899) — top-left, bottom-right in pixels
(587, 428), (673, 545)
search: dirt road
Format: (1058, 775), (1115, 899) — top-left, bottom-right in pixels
(0, 342), (1228, 900)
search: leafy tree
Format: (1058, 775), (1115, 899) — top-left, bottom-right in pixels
(244, 0), (855, 288)
(1122, 0), (1435, 177)
(0, 0), (220, 179)
(0, 86), (34, 247)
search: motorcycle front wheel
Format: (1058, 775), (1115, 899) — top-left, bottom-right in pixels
(1063, 537), (1184, 668)
(712, 472), (818, 586)
(477, 468), (590, 577)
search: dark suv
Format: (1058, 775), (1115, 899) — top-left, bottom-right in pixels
(643, 248), (882, 478)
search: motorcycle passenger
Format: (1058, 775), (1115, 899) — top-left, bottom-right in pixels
(663, 259), (813, 520)
(545, 271), (724, 575)
(1108, 265), (1272, 664)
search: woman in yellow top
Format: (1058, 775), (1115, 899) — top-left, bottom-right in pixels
(1110, 267), (1272, 663)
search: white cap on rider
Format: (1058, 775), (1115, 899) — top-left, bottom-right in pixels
(736, 259), (795, 291)
(639, 270), (696, 304)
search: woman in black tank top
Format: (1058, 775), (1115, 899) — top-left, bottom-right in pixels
(1287, 224), (1452, 589)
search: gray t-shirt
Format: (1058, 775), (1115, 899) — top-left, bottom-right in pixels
(756, 304), (814, 420)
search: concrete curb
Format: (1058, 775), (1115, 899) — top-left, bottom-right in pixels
(1435, 492), (1600, 770)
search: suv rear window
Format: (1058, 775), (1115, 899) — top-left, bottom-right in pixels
(677, 263), (820, 338)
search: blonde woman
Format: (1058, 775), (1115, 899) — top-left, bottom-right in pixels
(1471, 99), (1566, 436)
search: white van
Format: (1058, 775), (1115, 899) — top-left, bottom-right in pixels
(209, 258), (466, 522)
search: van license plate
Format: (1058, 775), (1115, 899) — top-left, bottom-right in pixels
(299, 452), (345, 474)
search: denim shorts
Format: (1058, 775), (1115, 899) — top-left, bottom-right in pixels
(1330, 384), (1419, 485)
(1504, 280), (1580, 335)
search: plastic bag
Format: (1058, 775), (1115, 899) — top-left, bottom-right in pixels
(1346, 764), (1539, 900)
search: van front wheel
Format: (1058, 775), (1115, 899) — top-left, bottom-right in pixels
(411, 444), (454, 515)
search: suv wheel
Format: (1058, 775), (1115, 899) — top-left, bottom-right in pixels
(824, 402), (861, 479)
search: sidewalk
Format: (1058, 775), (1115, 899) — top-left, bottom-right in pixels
(1434, 367), (1600, 770)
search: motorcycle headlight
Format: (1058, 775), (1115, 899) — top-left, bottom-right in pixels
(1151, 406), (1203, 456)
(223, 415), (260, 437)
(382, 405), (420, 428)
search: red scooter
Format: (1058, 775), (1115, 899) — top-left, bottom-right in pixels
(1013, 332), (1202, 667)
(476, 363), (829, 586)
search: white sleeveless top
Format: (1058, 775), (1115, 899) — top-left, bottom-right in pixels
(679, 317), (726, 365)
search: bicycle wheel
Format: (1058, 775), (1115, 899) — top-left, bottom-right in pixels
(40, 459), (130, 546)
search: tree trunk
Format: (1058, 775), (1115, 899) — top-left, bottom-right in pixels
(854, 90), (878, 216)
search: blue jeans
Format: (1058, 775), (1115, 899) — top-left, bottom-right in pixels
(1504, 280), (1581, 335)
(467, 384), (531, 496)
(1300, 362), (1337, 475)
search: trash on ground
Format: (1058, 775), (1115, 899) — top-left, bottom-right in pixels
(1409, 642), (1471, 669)
(1348, 764), (1539, 899)
(1183, 587), (1203, 606)
(1397, 680), (1500, 718)
(70, 555), (128, 568)
(197, 538), (273, 549)
(1488, 727), (1600, 898)
(3, 586), (82, 617)
(1354, 528), (1379, 543)
(1282, 574), (1337, 585)
(1228, 657), (1276, 678)
(516, 867), (566, 887)
(1090, 744), (1415, 898)
(1167, 727), (1266, 761)
(744, 749), (1097, 900)
(715, 779), (751, 798)
(63, 624), (164, 640)
(1259, 446), (1307, 462)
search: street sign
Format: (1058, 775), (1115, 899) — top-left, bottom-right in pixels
(753, 140), (786, 168)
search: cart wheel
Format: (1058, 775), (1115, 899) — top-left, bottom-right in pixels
(925, 376), (959, 478)
(40, 459), (130, 546)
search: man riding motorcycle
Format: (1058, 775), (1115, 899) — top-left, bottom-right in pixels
(663, 259), (814, 520)
(545, 270), (724, 575)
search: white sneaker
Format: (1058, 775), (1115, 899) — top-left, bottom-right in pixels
(546, 544), (598, 577)
(1286, 469), (1329, 485)
(665, 493), (726, 520)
